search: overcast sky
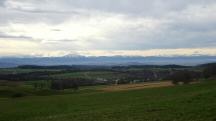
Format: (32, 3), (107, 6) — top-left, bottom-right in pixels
(0, 0), (216, 57)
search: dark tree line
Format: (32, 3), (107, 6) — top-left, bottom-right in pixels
(0, 71), (59, 81)
(51, 79), (79, 91)
(50, 78), (106, 90)
(203, 63), (216, 79)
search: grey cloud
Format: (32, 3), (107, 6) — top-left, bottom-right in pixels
(51, 29), (61, 32)
(11, 8), (80, 15)
(87, 14), (216, 50)
(0, 9), (72, 25)
(43, 39), (78, 43)
(0, 0), (6, 7)
(0, 32), (41, 42)
(0, 0), (216, 52)
(1, 0), (214, 25)
(58, 0), (211, 15)
(3, 0), (215, 16)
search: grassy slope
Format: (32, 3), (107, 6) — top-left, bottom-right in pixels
(0, 81), (216, 121)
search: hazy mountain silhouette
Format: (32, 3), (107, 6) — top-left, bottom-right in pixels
(0, 56), (215, 68)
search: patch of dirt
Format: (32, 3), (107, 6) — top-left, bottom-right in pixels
(100, 81), (174, 92)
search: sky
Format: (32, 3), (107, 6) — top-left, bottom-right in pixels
(0, 0), (216, 57)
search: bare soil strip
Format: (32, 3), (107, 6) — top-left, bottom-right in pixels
(100, 81), (174, 92)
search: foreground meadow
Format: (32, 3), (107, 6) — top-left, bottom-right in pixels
(0, 81), (216, 121)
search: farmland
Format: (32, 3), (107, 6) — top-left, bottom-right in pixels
(0, 64), (216, 121)
(0, 80), (216, 121)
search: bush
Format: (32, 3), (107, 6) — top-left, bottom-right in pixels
(11, 92), (25, 98)
(51, 79), (79, 91)
(171, 70), (192, 85)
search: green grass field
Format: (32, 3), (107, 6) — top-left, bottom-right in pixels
(51, 71), (125, 80)
(0, 81), (216, 121)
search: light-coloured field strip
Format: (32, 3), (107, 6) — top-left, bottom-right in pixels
(101, 81), (174, 92)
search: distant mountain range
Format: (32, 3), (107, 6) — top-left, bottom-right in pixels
(0, 56), (216, 68)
